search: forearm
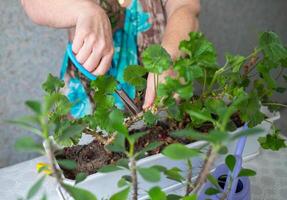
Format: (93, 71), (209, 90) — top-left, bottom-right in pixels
(21, 0), (98, 28)
(161, 5), (200, 60)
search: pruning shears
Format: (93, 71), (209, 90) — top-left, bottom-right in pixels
(66, 43), (141, 116)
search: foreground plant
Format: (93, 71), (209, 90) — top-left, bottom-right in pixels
(12, 31), (287, 200)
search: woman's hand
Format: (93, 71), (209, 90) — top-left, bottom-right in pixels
(71, 5), (114, 76)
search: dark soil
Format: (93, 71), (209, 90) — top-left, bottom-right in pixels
(56, 114), (243, 180)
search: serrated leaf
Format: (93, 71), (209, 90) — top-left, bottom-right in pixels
(124, 65), (147, 90)
(15, 137), (43, 153)
(162, 144), (200, 160)
(106, 134), (126, 153)
(226, 54), (246, 72)
(138, 167), (161, 182)
(57, 159), (77, 170)
(42, 73), (64, 94)
(58, 124), (86, 141)
(225, 154), (236, 172)
(259, 32), (287, 64)
(142, 44), (172, 74)
(110, 187), (130, 200)
(148, 187), (167, 200)
(258, 132), (286, 151)
(26, 176), (45, 199)
(62, 184), (97, 200)
(143, 110), (158, 126)
(238, 168), (256, 177)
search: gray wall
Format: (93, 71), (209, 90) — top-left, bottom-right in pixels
(0, 0), (286, 168)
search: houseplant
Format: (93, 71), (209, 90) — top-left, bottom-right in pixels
(13, 31), (287, 200)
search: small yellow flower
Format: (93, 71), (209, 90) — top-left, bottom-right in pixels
(36, 162), (52, 175)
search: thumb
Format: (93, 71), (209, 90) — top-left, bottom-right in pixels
(143, 73), (156, 110)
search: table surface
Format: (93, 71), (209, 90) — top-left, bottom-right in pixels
(0, 148), (286, 200)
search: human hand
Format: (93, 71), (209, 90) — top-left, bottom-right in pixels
(143, 69), (177, 110)
(71, 5), (114, 76)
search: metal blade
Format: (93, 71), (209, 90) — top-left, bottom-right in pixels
(115, 90), (141, 116)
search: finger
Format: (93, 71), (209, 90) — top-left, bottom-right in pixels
(143, 73), (156, 110)
(92, 52), (113, 76)
(75, 35), (95, 64)
(72, 29), (85, 54)
(83, 48), (103, 72)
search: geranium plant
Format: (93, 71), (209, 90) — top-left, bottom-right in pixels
(12, 31), (287, 200)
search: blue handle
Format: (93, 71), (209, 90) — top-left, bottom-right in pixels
(66, 42), (97, 81)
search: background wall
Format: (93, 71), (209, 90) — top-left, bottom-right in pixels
(0, 0), (286, 168)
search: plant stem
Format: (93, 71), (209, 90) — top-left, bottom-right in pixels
(262, 102), (287, 109)
(130, 156), (138, 200)
(185, 159), (194, 195)
(193, 146), (217, 194)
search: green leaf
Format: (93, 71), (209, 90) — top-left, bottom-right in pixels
(128, 132), (147, 144)
(57, 159), (77, 170)
(26, 176), (45, 199)
(75, 172), (88, 184)
(182, 194), (197, 200)
(167, 194), (182, 200)
(259, 32), (287, 64)
(138, 167), (161, 182)
(137, 142), (161, 157)
(164, 167), (184, 182)
(110, 187), (130, 200)
(230, 127), (263, 141)
(207, 174), (220, 189)
(58, 124), (86, 141)
(116, 159), (129, 169)
(62, 184), (97, 200)
(42, 73), (64, 94)
(7, 119), (42, 136)
(117, 178), (129, 188)
(177, 83), (194, 100)
(91, 75), (117, 95)
(162, 144), (200, 160)
(225, 155), (236, 172)
(25, 101), (42, 114)
(109, 109), (128, 135)
(124, 65), (147, 90)
(106, 134), (126, 153)
(226, 54), (246, 72)
(142, 44), (172, 74)
(148, 187), (167, 200)
(179, 32), (217, 66)
(238, 168), (256, 177)
(15, 137), (43, 153)
(143, 110), (158, 126)
(98, 165), (123, 173)
(205, 187), (221, 195)
(258, 131), (286, 151)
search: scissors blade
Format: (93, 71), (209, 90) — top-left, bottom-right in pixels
(115, 89), (141, 116)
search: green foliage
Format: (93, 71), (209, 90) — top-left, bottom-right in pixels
(143, 110), (158, 126)
(205, 187), (221, 195)
(138, 167), (161, 182)
(142, 44), (172, 74)
(57, 159), (77, 170)
(75, 172), (88, 184)
(162, 144), (200, 160)
(15, 137), (43, 153)
(238, 168), (256, 177)
(124, 65), (147, 90)
(63, 184), (98, 200)
(148, 187), (167, 200)
(42, 73), (65, 94)
(26, 176), (46, 199)
(258, 128), (287, 151)
(110, 187), (130, 200)
(98, 165), (123, 173)
(225, 155), (236, 172)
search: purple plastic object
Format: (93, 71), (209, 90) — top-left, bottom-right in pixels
(198, 124), (251, 200)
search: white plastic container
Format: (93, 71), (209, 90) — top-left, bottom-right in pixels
(47, 107), (279, 200)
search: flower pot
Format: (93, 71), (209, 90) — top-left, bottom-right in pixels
(45, 107), (279, 200)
